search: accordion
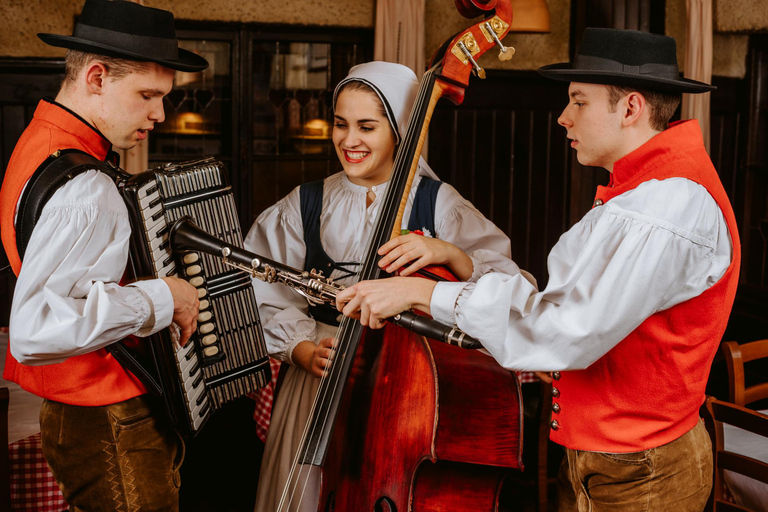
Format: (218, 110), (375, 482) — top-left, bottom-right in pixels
(121, 157), (270, 436)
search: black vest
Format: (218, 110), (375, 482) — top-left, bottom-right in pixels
(299, 177), (442, 326)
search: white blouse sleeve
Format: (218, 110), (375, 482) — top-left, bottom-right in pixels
(434, 183), (533, 284)
(244, 189), (317, 364)
(9, 171), (173, 365)
(431, 178), (731, 372)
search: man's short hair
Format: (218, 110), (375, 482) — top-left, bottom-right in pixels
(606, 85), (681, 131)
(64, 49), (151, 85)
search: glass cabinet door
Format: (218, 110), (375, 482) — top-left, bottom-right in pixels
(149, 34), (235, 168)
(144, 23), (372, 229)
(253, 41), (334, 157)
(247, 34), (371, 225)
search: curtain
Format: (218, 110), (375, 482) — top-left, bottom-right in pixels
(374, 0), (425, 78)
(681, 0), (713, 153)
(114, 141), (149, 175)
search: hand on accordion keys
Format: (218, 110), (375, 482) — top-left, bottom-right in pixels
(161, 276), (201, 346)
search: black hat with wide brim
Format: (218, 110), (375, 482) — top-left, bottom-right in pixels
(538, 28), (714, 94)
(38, 0), (208, 72)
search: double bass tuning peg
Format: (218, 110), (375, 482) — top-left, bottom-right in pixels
(482, 21), (515, 62)
(457, 41), (486, 79)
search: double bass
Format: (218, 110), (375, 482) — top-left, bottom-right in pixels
(281, 1), (523, 510)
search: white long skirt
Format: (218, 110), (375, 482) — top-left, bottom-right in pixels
(254, 323), (337, 512)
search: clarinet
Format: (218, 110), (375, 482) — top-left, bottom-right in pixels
(169, 216), (483, 350)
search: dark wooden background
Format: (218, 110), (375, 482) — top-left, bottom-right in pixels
(1, 2), (767, 510)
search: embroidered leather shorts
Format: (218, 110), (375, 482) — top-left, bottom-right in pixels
(40, 394), (184, 512)
(557, 420), (712, 512)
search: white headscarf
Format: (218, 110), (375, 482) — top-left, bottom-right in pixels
(333, 61), (438, 179)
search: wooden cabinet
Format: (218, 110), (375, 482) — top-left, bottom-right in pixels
(152, 23), (373, 230)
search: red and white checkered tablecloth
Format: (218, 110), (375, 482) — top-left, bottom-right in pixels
(9, 432), (68, 511)
(250, 357), (282, 443)
(517, 371), (539, 384)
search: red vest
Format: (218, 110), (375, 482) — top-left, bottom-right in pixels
(0, 99), (147, 405)
(549, 120), (741, 452)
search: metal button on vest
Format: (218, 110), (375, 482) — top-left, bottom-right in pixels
(550, 419), (560, 431)
(552, 371), (561, 380)
(552, 403), (561, 414)
(552, 387), (560, 398)
(593, 198), (604, 207)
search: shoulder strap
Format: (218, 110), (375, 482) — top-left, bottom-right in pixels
(15, 148), (125, 260)
(299, 179), (326, 273)
(12, 149), (160, 396)
(407, 177), (442, 236)
(300, 180), (341, 326)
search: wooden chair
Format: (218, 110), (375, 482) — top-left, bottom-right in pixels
(721, 339), (768, 407)
(703, 396), (768, 511)
(1, 387), (10, 511)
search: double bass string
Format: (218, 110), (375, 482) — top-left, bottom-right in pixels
(277, 65), (439, 512)
(282, 66), (438, 510)
(279, 67), (436, 510)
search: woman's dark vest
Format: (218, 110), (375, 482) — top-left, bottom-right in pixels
(299, 177), (442, 326)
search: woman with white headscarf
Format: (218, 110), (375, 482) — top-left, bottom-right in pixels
(246, 61), (522, 512)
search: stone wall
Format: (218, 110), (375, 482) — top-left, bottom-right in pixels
(1, 0), (764, 77)
(1, 0), (567, 71)
(666, 0), (766, 79)
(0, 0), (375, 58)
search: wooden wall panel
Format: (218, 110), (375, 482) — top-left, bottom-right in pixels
(0, 59), (64, 327)
(428, 71), (572, 285)
(717, 39), (768, 342)
(571, 0), (666, 59)
(746, 37), (768, 170)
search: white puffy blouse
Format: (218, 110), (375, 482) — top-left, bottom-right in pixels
(244, 170), (525, 364)
(430, 177), (733, 372)
(9, 171), (173, 365)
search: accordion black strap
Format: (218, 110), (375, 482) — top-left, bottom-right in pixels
(14, 148), (162, 396)
(16, 149), (125, 259)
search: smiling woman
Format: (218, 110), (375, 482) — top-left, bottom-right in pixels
(244, 60), (522, 512)
(332, 87), (396, 197)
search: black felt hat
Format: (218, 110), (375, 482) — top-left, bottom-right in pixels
(38, 0), (208, 72)
(538, 28), (714, 93)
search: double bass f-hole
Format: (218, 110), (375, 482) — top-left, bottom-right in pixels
(375, 497), (397, 512)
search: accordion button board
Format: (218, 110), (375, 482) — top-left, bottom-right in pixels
(121, 157), (271, 436)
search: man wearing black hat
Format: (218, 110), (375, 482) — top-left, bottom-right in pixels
(336, 28), (740, 510)
(0, 0), (208, 509)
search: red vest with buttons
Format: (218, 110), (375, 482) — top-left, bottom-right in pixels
(0, 99), (147, 405)
(550, 120), (741, 452)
